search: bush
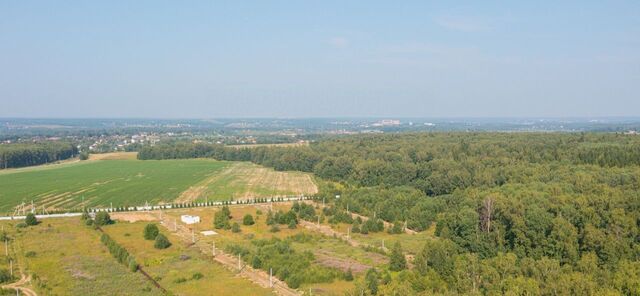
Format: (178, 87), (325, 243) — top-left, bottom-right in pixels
(389, 242), (406, 271)
(270, 224), (280, 233)
(143, 224), (159, 240)
(191, 272), (204, 280)
(214, 209), (231, 229)
(232, 222), (241, 233)
(79, 151), (89, 160)
(243, 214), (255, 226)
(15, 223), (27, 229)
(0, 269), (12, 283)
(24, 251), (36, 258)
(25, 213), (38, 226)
(344, 268), (354, 281)
(154, 234), (171, 249)
(94, 212), (112, 226)
(288, 220), (297, 229)
(173, 277), (187, 284)
(128, 256), (138, 272)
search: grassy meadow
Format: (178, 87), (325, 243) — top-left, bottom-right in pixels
(102, 221), (274, 296)
(1, 218), (159, 295)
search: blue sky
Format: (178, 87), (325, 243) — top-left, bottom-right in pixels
(0, 1), (638, 118)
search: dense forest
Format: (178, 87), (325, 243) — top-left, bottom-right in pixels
(139, 133), (640, 295)
(0, 142), (78, 169)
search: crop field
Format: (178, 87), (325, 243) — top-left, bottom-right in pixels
(0, 159), (228, 213)
(102, 221), (274, 296)
(0, 158), (317, 214)
(0, 218), (158, 295)
(177, 162), (318, 203)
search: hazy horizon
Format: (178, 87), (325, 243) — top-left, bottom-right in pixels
(1, 1), (639, 118)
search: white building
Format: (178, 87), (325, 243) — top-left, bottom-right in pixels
(181, 215), (200, 224)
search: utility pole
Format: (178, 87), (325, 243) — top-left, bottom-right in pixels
(269, 268), (273, 287)
(317, 216), (320, 228)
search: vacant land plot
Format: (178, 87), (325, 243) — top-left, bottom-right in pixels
(102, 221), (274, 296)
(0, 218), (158, 295)
(177, 162), (318, 203)
(156, 204), (383, 295)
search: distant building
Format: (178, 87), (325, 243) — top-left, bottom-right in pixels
(181, 215), (200, 224)
(372, 119), (401, 127)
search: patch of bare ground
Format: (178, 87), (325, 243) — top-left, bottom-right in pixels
(88, 152), (138, 160)
(314, 250), (371, 274)
(110, 212), (158, 223)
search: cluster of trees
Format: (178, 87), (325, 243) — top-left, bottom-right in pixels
(0, 142), (78, 169)
(139, 133), (640, 293)
(227, 235), (342, 289)
(100, 233), (138, 272)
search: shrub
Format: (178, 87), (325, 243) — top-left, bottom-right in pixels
(24, 251), (36, 258)
(288, 220), (297, 229)
(154, 234), (171, 249)
(128, 256), (138, 272)
(214, 210), (231, 229)
(344, 268), (354, 281)
(25, 213), (38, 226)
(0, 269), (12, 283)
(143, 224), (159, 240)
(270, 224), (280, 233)
(94, 212), (112, 226)
(173, 277), (187, 284)
(232, 222), (241, 233)
(389, 242), (407, 271)
(191, 272), (204, 280)
(85, 219), (94, 226)
(79, 151), (89, 160)
(16, 223), (27, 229)
(243, 214), (255, 226)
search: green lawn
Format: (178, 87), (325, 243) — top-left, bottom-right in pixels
(0, 159), (229, 213)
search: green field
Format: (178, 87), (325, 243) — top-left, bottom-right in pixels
(0, 158), (318, 214)
(0, 159), (228, 213)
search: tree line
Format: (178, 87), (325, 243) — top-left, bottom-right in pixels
(0, 142), (78, 169)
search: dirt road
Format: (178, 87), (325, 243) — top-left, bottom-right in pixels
(2, 273), (37, 296)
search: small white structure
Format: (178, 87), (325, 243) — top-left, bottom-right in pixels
(181, 215), (200, 224)
(200, 230), (218, 236)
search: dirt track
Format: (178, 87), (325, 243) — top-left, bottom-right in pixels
(2, 270), (37, 296)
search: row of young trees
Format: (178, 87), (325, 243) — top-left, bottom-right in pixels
(0, 142), (78, 169)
